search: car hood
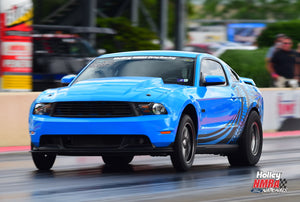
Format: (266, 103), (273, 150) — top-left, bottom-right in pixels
(36, 77), (183, 103)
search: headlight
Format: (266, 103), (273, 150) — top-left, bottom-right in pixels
(33, 103), (53, 115)
(152, 103), (167, 115)
(136, 103), (167, 115)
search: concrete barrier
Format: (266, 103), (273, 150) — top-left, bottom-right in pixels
(1, 88), (300, 147)
(0, 92), (40, 147)
(261, 88), (300, 131)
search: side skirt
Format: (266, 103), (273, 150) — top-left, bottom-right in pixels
(196, 144), (239, 155)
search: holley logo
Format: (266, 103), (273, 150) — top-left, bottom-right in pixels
(251, 171), (288, 193)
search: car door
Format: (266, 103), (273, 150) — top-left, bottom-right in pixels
(197, 59), (241, 145)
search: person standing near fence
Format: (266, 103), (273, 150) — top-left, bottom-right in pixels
(265, 34), (285, 85)
(270, 36), (299, 88)
(266, 34), (286, 59)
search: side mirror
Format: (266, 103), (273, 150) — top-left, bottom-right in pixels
(203, 75), (226, 86)
(61, 74), (76, 85)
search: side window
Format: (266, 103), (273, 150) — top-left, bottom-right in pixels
(200, 59), (227, 86)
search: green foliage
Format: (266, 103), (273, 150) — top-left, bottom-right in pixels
(257, 20), (300, 48)
(97, 0), (180, 41)
(197, 0), (300, 20)
(96, 17), (160, 53)
(220, 48), (271, 87)
(141, 0), (177, 40)
(33, 0), (69, 23)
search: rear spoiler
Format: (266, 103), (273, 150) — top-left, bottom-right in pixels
(240, 77), (256, 86)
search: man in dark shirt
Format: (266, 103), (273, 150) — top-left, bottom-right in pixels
(270, 37), (299, 87)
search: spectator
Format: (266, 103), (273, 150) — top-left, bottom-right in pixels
(265, 34), (286, 84)
(270, 37), (299, 88)
(266, 34), (286, 59)
(296, 43), (300, 85)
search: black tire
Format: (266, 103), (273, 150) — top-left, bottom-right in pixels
(102, 155), (134, 165)
(171, 114), (196, 172)
(228, 111), (263, 166)
(31, 152), (56, 170)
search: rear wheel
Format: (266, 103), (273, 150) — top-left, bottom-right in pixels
(102, 155), (134, 165)
(31, 152), (56, 170)
(228, 111), (262, 166)
(171, 114), (196, 172)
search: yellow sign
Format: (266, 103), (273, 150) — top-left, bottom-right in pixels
(2, 75), (32, 90)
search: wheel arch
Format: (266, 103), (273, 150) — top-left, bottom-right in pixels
(249, 104), (263, 124)
(248, 107), (263, 131)
(181, 104), (198, 137)
(250, 107), (260, 117)
(244, 106), (263, 132)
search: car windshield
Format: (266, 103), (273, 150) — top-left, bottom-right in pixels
(73, 56), (195, 86)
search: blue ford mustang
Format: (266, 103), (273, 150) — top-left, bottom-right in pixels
(29, 51), (263, 171)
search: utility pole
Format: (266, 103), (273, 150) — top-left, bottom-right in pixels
(160, 0), (168, 50)
(175, 0), (185, 50)
(131, 0), (139, 26)
(86, 0), (97, 47)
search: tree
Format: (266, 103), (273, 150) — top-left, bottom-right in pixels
(97, 17), (160, 52)
(195, 0), (300, 20)
(33, 0), (69, 23)
(257, 20), (300, 48)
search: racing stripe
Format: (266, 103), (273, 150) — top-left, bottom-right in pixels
(197, 104), (244, 144)
(197, 126), (232, 144)
(197, 115), (238, 144)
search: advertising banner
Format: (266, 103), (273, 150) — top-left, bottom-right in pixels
(188, 26), (226, 43)
(0, 0), (33, 91)
(227, 23), (266, 45)
(262, 89), (300, 131)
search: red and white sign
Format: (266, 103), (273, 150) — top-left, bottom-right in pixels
(262, 89), (300, 131)
(1, 42), (32, 73)
(0, 0), (33, 90)
(2, 42), (32, 56)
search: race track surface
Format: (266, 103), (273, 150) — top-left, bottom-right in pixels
(1, 136), (300, 202)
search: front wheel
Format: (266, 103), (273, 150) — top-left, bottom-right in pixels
(228, 111), (263, 166)
(31, 152), (56, 170)
(171, 114), (196, 172)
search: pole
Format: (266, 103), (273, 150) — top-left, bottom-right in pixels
(160, 0), (168, 50)
(175, 0), (185, 50)
(131, 0), (139, 26)
(87, 0), (97, 47)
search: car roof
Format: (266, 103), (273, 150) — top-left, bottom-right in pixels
(97, 50), (211, 59)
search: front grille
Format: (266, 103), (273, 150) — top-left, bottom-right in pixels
(51, 101), (136, 117)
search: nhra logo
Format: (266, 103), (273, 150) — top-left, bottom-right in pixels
(251, 171), (288, 193)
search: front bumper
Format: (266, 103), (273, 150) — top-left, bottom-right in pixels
(29, 114), (177, 151)
(31, 145), (174, 156)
